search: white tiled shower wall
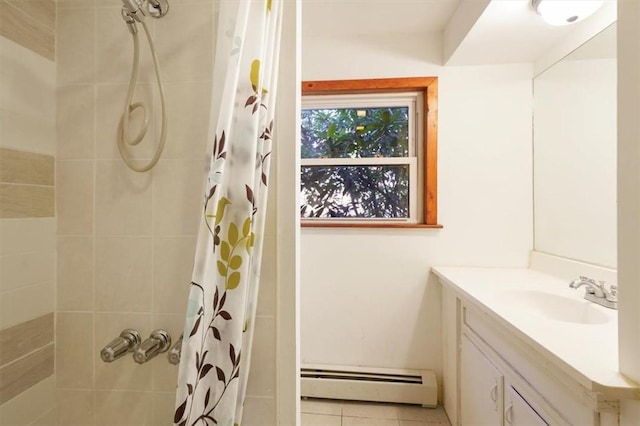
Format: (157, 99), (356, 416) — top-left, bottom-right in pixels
(55, 1), (278, 424)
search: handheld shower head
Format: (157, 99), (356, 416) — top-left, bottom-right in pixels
(121, 0), (145, 33)
(122, 0), (144, 17)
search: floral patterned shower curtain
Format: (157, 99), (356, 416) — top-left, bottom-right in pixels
(173, 1), (282, 424)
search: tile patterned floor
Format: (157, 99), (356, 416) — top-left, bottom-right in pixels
(301, 398), (452, 426)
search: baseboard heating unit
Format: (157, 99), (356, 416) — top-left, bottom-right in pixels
(301, 364), (437, 407)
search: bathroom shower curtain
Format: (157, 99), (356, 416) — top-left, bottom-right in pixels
(174, 1), (282, 425)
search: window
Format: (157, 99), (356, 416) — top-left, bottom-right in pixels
(300, 77), (440, 228)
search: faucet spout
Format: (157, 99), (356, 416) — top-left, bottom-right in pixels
(569, 276), (605, 297)
(569, 276), (618, 310)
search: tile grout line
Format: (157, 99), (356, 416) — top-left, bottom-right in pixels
(92, 3), (98, 424)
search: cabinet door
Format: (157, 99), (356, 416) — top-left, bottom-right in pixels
(505, 386), (548, 426)
(461, 335), (503, 426)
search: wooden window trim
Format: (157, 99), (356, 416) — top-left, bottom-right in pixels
(301, 77), (441, 229)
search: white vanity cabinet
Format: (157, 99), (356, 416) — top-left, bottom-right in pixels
(505, 386), (548, 426)
(459, 302), (598, 426)
(461, 335), (503, 425)
(435, 267), (631, 426)
(461, 334), (550, 426)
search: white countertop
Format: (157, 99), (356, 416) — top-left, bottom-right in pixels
(432, 266), (638, 394)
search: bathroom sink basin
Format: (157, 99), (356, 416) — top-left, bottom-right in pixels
(495, 289), (611, 325)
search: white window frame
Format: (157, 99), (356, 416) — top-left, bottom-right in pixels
(301, 92), (424, 224)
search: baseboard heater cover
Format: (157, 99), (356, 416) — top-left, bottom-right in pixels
(301, 364), (437, 408)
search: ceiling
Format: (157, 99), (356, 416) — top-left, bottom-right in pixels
(301, 0), (461, 37)
(301, 0), (617, 67)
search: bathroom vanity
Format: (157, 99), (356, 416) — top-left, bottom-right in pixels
(434, 265), (638, 426)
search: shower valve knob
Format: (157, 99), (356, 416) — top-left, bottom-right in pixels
(167, 333), (183, 365)
(100, 329), (141, 363)
(133, 329), (171, 364)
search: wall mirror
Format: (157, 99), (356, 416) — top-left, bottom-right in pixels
(533, 23), (617, 268)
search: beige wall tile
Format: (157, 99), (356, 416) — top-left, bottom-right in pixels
(159, 81), (211, 160)
(0, 313), (53, 367)
(94, 160), (152, 235)
(57, 7), (95, 84)
(246, 316), (276, 397)
(0, 1), (54, 60)
(0, 148), (54, 185)
(29, 408), (56, 425)
(57, 85), (96, 160)
(6, 0), (55, 30)
(257, 236), (275, 316)
(0, 376), (55, 426)
(0, 250), (54, 291)
(0, 218), (55, 255)
(152, 160), (205, 236)
(56, 160), (94, 235)
(57, 0), (95, 10)
(152, 237), (195, 314)
(0, 62), (55, 122)
(152, 392), (176, 426)
(0, 344), (54, 405)
(56, 389), (94, 426)
(0, 36), (56, 120)
(94, 390), (152, 426)
(264, 169), (277, 238)
(0, 282), (54, 330)
(154, 3), (213, 82)
(0, 184), (54, 218)
(57, 237), (94, 311)
(94, 313), (152, 391)
(95, 83), (156, 161)
(56, 313), (93, 389)
(95, 236), (152, 312)
(242, 396), (276, 426)
(96, 8), (156, 85)
(0, 110), (56, 156)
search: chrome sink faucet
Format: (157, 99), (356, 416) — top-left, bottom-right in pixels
(569, 276), (617, 309)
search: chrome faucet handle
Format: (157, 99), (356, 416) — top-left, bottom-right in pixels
(167, 333), (183, 365)
(133, 329), (171, 364)
(569, 276), (605, 297)
(604, 283), (618, 302)
(100, 329), (141, 363)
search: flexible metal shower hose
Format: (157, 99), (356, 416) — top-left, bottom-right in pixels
(118, 19), (168, 172)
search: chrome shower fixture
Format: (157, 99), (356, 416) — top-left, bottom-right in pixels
(121, 0), (169, 33)
(100, 329), (141, 362)
(133, 329), (172, 364)
(118, 0), (169, 172)
(167, 333), (183, 365)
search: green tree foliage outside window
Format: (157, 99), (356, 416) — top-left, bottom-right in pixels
(300, 106), (412, 219)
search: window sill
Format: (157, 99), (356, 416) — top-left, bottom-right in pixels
(301, 222), (444, 229)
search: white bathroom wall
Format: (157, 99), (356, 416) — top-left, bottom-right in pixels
(534, 57), (617, 268)
(301, 33), (533, 377)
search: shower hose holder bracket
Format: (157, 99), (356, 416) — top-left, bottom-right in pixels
(147, 0), (169, 18)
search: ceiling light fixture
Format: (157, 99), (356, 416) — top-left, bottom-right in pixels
(532, 0), (604, 26)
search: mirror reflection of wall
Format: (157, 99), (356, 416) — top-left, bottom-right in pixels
(533, 23), (617, 268)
